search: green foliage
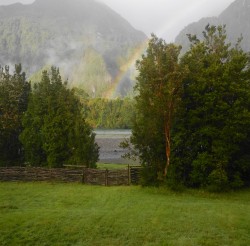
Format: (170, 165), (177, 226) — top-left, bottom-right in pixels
(128, 27), (250, 190)
(0, 64), (30, 166)
(20, 67), (99, 168)
(130, 34), (185, 185)
(171, 25), (250, 190)
(207, 167), (229, 192)
(86, 97), (135, 129)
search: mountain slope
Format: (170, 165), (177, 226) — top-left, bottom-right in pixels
(0, 0), (147, 97)
(175, 0), (250, 53)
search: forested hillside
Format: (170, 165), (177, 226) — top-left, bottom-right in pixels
(86, 98), (135, 129)
(0, 0), (147, 97)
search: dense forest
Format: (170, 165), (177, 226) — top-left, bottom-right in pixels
(128, 25), (250, 191)
(1, 25), (250, 191)
(0, 65), (134, 168)
(0, 65), (99, 168)
(86, 98), (135, 129)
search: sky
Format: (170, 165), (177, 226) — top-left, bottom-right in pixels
(0, 0), (235, 42)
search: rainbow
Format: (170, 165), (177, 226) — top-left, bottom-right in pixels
(103, 39), (149, 98)
(102, 0), (211, 99)
(102, 0), (226, 98)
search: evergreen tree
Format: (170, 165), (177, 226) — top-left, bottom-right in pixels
(20, 67), (99, 168)
(171, 25), (250, 190)
(0, 64), (30, 166)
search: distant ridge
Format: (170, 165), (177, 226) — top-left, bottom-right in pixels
(175, 0), (250, 53)
(0, 0), (147, 97)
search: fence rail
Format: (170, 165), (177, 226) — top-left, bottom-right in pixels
(0, 166), (142, 186)
(83, 168), (129, 186)
(0, 167), (83, 182)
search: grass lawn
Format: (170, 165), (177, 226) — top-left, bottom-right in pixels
(97, 163), (128, 170)
(0, 182), (250, 246)
(97, 163), (140, 170)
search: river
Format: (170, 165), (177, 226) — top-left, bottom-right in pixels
(94, 129), (134, 164)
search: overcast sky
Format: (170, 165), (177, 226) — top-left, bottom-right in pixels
(0, 0), (235, 42)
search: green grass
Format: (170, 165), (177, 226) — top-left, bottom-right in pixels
(0, 183), (250, 246)
(97, 163), (130, 170)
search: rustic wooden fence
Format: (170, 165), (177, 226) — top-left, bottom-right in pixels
(0, 167), (83, 182)
(129, 166), (141, 185)
(0, 166), (142, 186)
(83, 168), (129, 186)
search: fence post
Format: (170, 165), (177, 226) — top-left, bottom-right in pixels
(81, 168), (85, 184)
(105, 169), (109, 186)
(128, 164), (131, 185)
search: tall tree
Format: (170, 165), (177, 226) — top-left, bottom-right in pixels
(171, 25), (250, 190)
(0, 64), (30, 166)
(131, 35), (186, 184)
(20, 67), (99, 168)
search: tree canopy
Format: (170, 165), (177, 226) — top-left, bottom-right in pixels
(20, 67), (99, 168)
(171, 25), (250, 190)
(86, 97), (135, 129)
(130, 34), (186, 185)
(130, 26), (250, 190)
(0, 64), (30, 166)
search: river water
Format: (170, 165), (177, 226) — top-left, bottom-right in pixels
(94, 129), (133, 164)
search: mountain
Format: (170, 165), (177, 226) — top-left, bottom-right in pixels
(0, 0), (147, 97)
(175, 0), (250, 53)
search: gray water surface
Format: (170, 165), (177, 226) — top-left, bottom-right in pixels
(94, 129), (131, 139)
(94, 129), (132, 164)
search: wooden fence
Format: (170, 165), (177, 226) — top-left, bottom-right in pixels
(0, 166), (142, 186)
(129, 166), (141, 185)
(83, 168), (129, 186)
(0, 167), (83, 182)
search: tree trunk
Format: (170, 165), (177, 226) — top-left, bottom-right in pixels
(164, 124), (171, 177)
(164, 99), (174, 177)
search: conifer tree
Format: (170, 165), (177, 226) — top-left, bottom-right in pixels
(171, 25), (250, 190)
(0, 64), (30, 166)
(20, 67), (99, 168)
